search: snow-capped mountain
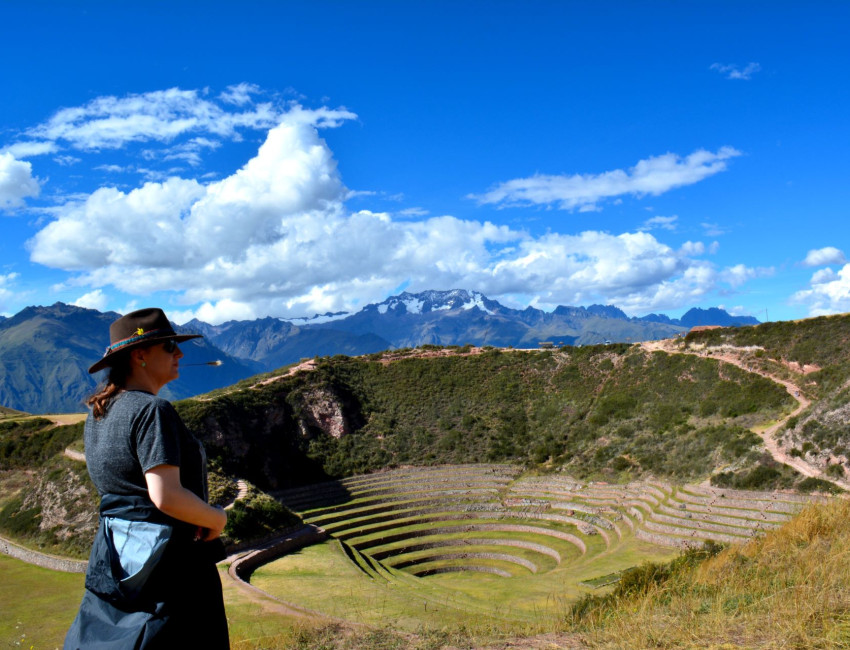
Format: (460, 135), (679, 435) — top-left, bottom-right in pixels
(194, 289), (761, 365)
(372, 289), (499, 316)
(0, 291), (761, 413)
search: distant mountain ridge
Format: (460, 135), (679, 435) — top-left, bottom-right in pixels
(0, 303), (261, 414)
(0, 291), (759, 413)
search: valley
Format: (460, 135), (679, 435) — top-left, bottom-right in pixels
(2, 311), (850, 647)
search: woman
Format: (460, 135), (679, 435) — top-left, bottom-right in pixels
(65, 308), (229, 649)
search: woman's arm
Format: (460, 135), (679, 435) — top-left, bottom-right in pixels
(145, 464), (227, 541)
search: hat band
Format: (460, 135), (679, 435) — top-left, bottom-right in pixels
(104, 327), (171, 355)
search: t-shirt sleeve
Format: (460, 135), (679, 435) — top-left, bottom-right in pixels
(134, 400), (183, 473)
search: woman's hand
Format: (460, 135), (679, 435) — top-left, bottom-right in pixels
(196, 506), (227, 541)
(145, 464), (228, 538)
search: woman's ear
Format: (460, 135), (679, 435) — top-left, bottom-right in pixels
(130, 348), (148, 369)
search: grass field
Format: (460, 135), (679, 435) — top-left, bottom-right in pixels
(0, 554), (82, 648)
(253, 532), (678, 631)
(0, 554), (321, 650)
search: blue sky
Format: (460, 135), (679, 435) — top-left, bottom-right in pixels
(1, 1), (848, 324)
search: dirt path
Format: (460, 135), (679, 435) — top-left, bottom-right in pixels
(641, 339), (850, 491)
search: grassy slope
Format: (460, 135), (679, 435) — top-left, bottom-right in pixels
(687, 313), (850, 484)
(0, 554), (83, 648)
(179, 344), (794, 490)
(572, 498), (850, 648)
(0, 556), (326, 650)
(11, 497), (850, 649)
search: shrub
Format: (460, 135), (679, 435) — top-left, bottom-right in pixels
(826, 463), (845, 478)
(797, 477), (843, 494)
(224, 492), (302, 544)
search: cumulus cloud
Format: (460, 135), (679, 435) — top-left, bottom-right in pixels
(0, 152), (41, 210)
(802, 246), (846, 267)
(793, 264), (850, 316)
(720, 263), (774, 288)
(679, 241), (705, 256)
(73, 289), (109, 311)
(710, 62), (761, 80)
(27, 111), (756, 323)
(468, 147), (740, 211)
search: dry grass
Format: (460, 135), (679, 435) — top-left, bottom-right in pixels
(573, 499), (850, 648)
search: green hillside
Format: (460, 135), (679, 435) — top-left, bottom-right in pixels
(685, 313), (850, 487)
(177, 342), (795, 491)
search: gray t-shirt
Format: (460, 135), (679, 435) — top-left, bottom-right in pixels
(84, 390), (207, 502)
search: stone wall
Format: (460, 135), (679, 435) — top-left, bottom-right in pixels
(229, 524), (327, 582)
(0, 534), (87, 573)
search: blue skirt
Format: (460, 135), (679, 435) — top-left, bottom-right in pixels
(64, 497), (228, 649)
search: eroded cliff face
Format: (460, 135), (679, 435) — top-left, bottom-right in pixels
(184, 376), (362, 490)
(23, 465), (98, 544)
(296, 386), (351, 439)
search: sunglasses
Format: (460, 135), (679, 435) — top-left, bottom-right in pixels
(161, 339), (180, 353)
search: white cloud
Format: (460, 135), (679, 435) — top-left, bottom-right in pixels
(720, 305), (752, 317)
(0, 272), (20, 313)
(679, 241), (705, 256)
(802, 246), (846, 267)
(26, 87), (318, 151)
(468, 147), (740, 211)
(27, 112), (759, 324)
(710, 62), (761, 80)
(793, 264), (850, 316)
(219, 83), (261, 106)
(811, 268), (838, 285)
(54, 155), (81, 166)
(1, 141), (58, 158)
(720, 263), (774, 288)
(72, 289), (109, 311)
(640, 215), (678, 231)
(399, 207), (429, 217)
(0, 152), (41, 210)
(701, 222), (725, 237)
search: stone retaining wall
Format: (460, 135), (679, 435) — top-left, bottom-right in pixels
(415, 565), (513, 578)
(229, 524), (327, 582)
(395, 551), (538, 573)
(374, 537), (562, 564)
(0, 535), (87, 573)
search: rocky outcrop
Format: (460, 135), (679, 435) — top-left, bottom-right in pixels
(24, 467), (98, 544)
(296, 387), (351, 439)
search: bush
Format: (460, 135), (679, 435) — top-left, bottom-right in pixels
(797, 477), (844, 494)
(0, 419), (82, 469)
(826, 463), (845, 478)
(711, 461), (797, 490)
(224, 492), (302, 544)
(0, 496), (42, 536)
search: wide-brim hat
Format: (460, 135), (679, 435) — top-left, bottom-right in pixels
(89, 307), (202, 374)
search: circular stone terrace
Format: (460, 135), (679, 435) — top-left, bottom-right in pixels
(245, 464), (827, 626)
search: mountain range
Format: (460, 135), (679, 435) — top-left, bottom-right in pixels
(0, 289), (758, 413)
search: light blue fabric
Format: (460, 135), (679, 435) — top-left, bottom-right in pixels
(103, 517), (172, 597)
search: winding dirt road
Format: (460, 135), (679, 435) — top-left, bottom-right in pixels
(641, 339), (850, 491)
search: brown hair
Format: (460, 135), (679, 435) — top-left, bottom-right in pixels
(86, 351), (132, 419)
